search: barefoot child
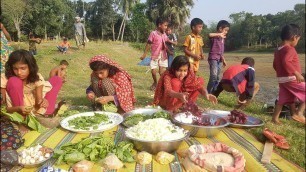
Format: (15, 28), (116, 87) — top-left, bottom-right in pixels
(1, 50), (64, 127)
(183, 18), (205, 73)
(153, 55), (217, 112)
(213, 57), (260, 109)
(207, 20), (230, 93)
(29, 34), (41, 56)
(140, 17), (171, 91)
(86, 55), (136, 113)
(49, 60), (69, 82)
(272, 24), (305, 124)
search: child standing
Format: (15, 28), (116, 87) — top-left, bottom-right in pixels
(166, 26), (178, 67)
(213, 57), (260, 109)
(57, 37), (71, 54)
(29, 34), (41, 56)
(207, 20), (230, 93)
(140, 17), (169, 91)
(86, 55), (135, 113)
(49, 60), (69, 82)
(1, 49), (64, 119)
(272, 24), (305, 124)
(183, 18), (204, 73)
(154, 55), (217, 112)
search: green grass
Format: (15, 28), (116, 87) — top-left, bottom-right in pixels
(10, 41), (305, 168)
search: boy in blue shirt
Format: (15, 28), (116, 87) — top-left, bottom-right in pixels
(207, 20), (230, 93)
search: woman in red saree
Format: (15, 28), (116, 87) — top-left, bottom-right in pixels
(154, 55), (217, 112)
(86, 55), (135, 113)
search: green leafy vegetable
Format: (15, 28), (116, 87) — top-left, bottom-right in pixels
(102, 103), (118, 112)
(68, 113), (110, 130)
(123, 111), (170, 127)
(152, 111), (170, 119)
(54, 136), (134, 164)
(1, 106), (24, 123)
(59, 109), (80, 118)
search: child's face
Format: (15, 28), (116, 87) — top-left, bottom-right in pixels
(291, 35), (300, 47)
(192, 24), (203, 34)
(219, 27), (230, 35)
(158, 22), (168, 33)
(12, 61), (30, 80)
(94, 69), (109, 80)
(61, 64), (68, 70)
(175, 65), (189, 80)
(166, 28), (172, 35)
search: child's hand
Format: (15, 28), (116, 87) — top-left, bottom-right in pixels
(178, 92), (189, 103)
(193, 55), (201, 61)
(96, 96), (112, 105)
(200, 54), (205, 60)
(296, 73), (305, 83)
(222, 59), (227, 67)
(219, 33), (226, 39)
(140, 54), (146, 60)
(87, 92), (95, 101)
(38, 99), (49, 108)
(19, 106), (31, 115)
(206, 94), (218, 104)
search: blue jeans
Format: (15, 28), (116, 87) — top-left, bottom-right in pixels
(57, 46), (68, 52)
(207, 59), (222, 93)
(168, 54), (174, 68)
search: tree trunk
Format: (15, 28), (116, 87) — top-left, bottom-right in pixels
(117, 13), (127, 41)
(265, 42), (268, 48)
(13, 19), (21, 42)
(101, 26), (104, 41)
(136, 29), (139, 42)
(112, 22), (115, 41)
(247, 40), (250, 49)
(120, 18), (126, 41)
(259, 37), (262, 47)
(44, 25), (47, 40)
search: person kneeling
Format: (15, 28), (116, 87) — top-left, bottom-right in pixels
(86, 55), (136, 113)
(213, 57), (259, 109)
(153, 55), (217, 112)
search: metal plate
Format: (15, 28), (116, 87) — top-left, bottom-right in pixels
(206, 109), (264, 128)
(60, 111), (123, 133)
(122, 108), (172, 127)
(19, 147), (53, 168)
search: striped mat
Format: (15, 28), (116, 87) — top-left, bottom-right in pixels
(13, 126), (303, 172)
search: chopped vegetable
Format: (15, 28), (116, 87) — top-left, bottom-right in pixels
(123, 111), (170, 127)
(152, 111), (170, 119)
(68, 113), (111, 130)
(102, 103), (118, 113)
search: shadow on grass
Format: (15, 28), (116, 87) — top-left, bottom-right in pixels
(135, 95), (153, 107)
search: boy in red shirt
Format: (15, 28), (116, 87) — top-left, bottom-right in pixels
(272, 24), (305, 124)
(213, 57), (260, 109)
(57, 37), (71, 54)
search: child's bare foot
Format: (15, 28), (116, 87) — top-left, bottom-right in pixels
(272, 119), (282, 124)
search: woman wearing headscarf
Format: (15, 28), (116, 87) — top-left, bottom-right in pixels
(86, 55), (136, 113)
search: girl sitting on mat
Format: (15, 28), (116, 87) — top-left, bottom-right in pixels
(1, 50), (64, 129)
(153, 55), (217, 112)
(86, 55), (136, 113)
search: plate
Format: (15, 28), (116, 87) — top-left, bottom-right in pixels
(19, 146), (53, 168)
(122, 108), (172, 127)
(60, 111), (123, 133)
(207, 110), (264, 128)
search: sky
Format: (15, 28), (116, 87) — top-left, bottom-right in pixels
(84, 0), (305, 26)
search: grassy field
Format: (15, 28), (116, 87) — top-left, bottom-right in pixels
(11, 41), (305, 168)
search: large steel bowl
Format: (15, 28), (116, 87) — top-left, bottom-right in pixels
(171, 112), (229, 138)
(125, 131), (190, 154)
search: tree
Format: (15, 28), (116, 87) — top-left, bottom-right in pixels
(117, 0), (140, 41)
(147, 0), (194, 29)
(1, 0), (28, 41)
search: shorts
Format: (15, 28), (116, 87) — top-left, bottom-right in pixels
(150, 53), (168, 69)
(278, 81), (305, 105)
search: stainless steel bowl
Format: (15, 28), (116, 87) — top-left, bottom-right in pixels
(125, 131), (190, 154)
(19, 147), (53, 168)
(122, 108), (172, 127)
(171, 112), (229, 138)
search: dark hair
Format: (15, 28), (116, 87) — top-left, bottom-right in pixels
(169, 55), (190, 75)
(217, 20), (230, 30)
(190, 18), (203, 29)
(5, 49), (39, 83)
(89, 61), (118, 77)
(155, 17), (168, 27)
(281, 24), (301, 41)
(63, 38), (68, 41)
(241, 57), (255, 67)
(60, 60), (69, 66)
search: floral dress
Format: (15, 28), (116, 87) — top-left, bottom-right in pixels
(0, 30), (13, 73)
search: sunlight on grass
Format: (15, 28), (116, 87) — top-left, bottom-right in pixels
(10, 41), (305, 168)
